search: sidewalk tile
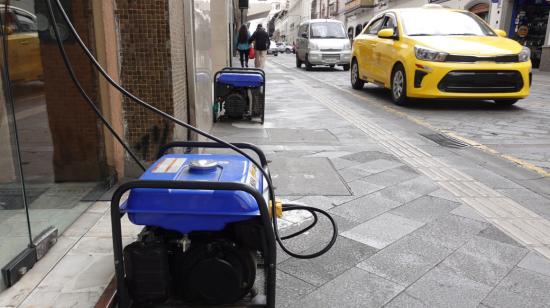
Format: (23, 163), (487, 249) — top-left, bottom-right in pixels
(292, 195), (337, 210)
(341, 213), (425, 249)
(378, 176), (440, 204)
(292, 267), (403, 308)
(362, 165), (419, 187)
(358, 235), (452, 285)
(270, 157), (350, 196)
(329, 192), (401, 223)
(266, 128), (339, 144)
(428, 188), (459, 202)
(278, 236), (377, 286)
(274, 271), (316, 307)
(391, 195), (460, 223)
(329, 157), (361, 170)
(477, 225), (523, 247)
(518, 251), (550, 277)
(341, 151), (398, 163)
(277, 214), (358, 254)
(481, 268), (550, 308)
(347, 179), (384, 197)
(450, 204), (487, 222)
(405, 267), (492, 308)
(340, 159), (404, 182)
(412, 215), (488, 250)
(438, 236), (528, 286)
(385, 292), (430, 308)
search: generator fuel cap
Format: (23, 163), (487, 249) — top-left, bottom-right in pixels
(189, 159), (219, 172)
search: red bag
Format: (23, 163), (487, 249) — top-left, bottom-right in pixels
(249, 47), (255, 59)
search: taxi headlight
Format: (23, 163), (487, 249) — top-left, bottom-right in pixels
(518, 46), (531, 62)
(414, 46), (448, 62)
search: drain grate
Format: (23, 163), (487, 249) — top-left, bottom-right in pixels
(419, 133), (470, 148)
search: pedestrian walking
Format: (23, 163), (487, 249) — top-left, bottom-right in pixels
(235, 25), (251, 68)
(249, 24), (270, 69)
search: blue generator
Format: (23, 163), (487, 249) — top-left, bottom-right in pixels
(111, 142), (277, 307)
(214, 67), (265, 124)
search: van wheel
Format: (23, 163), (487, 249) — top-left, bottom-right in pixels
(342, 64), (350, 71)
(305, 54), (313, 71)
(350, 59), (364, 90)
(391, 64), (408, 105)
(296, 54), (302, 68)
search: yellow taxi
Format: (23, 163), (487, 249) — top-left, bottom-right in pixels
(1, 6), (43, 82)
(350, 6), (531, 105)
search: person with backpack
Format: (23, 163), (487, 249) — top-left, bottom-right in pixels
(249, 24), (270, 69)
(235, 25), (251, 68)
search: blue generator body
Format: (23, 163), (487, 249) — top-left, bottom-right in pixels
(217, 73), (264, 88)
(111, 142), (277, 308)
(124, 153), (265, 234)
(214, 67), (265, 124)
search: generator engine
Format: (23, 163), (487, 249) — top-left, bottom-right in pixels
(121, 154), (269, 306)
(224, 89), (249, 118)
(124, 224), (260, 305)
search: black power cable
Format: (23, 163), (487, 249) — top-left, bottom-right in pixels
(46, 0), (337, 259)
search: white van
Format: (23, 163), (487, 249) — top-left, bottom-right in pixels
(295, 19), (351, 71)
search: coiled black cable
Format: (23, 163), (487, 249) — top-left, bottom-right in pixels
(46, 0), (337, 259)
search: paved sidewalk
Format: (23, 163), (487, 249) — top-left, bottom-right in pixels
(3, 58), (550, 307)
(210, 59), (550, 307)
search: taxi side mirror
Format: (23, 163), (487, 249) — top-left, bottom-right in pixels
(494, 29), (507, 37)
(378, 28), (395, 39)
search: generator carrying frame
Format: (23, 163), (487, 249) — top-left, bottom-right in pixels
(213, 67), (265, 124)
(110, 141), (276, 308)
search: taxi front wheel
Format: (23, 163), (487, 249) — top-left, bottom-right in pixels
(391, 64), (408, 106)
(350, 59), (364, 90)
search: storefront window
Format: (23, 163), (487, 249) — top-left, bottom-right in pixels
(1, 0), (110, 291)
(511, 0), (550, 68)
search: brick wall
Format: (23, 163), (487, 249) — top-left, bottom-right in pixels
(115, 0), (181, 163)
(168, 0), (189, 141)
(38, 0), (108, 182)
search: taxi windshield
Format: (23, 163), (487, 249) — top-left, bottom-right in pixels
(400, 10), (496, 37)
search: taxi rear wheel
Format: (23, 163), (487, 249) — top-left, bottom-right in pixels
(391, 64), (408, 105)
